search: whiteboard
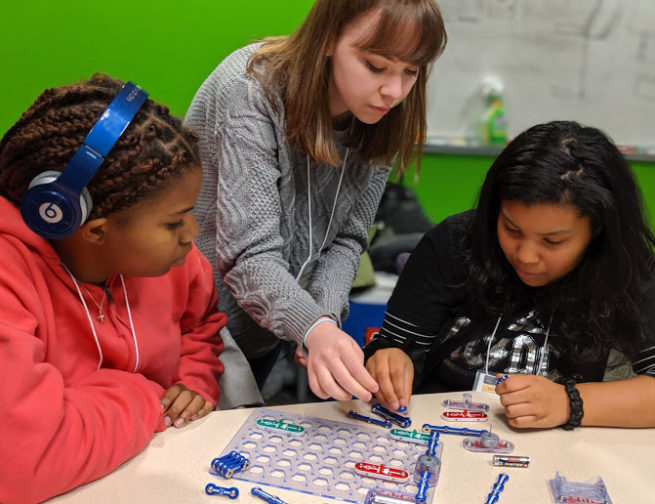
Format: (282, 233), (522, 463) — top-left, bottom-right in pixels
(426, 0), (655, 147)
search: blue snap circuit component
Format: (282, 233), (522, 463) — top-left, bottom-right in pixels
(204, 483), (239, 499)
(210, 451), (250, 478)
(371, 403), (412, 428)
(347, 410), (392, 428)
(251, 486), (288, 504)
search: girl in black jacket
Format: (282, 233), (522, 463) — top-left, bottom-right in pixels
(365, 120), (655, 429)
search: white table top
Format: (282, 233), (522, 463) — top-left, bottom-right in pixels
(49, 391), (655, 503)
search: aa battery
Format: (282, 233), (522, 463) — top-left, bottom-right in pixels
(492, 455), (530, 468)
(367, 494), (415, 504)
(364, 488), (416, 504)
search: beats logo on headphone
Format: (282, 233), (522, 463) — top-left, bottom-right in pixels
(20, 81), (148, 239)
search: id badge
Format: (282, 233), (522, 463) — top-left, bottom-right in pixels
(473, 369), (498, 395)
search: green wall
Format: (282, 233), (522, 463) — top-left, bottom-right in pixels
(2, 1), (654, 226)
(0, 0), (314, 136)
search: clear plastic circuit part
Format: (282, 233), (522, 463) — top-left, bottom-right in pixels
(462, 432), (514, 454)
(548, 471), (613, 504)
(442, 392), (490, 412)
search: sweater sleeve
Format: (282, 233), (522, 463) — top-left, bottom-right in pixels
(187, 76), (332, 346)
(173, 247), (225, 405)
(308, 166), (390, 324)
(363, 214), (469, 385)
(0, 255), (165, 503)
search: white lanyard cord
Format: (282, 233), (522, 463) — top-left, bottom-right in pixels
(318, 148), (348, 254)
(296, 155), (314, 283)
(120, 275), (140, 373)
(484, 315), (503, 375)
(63, 266), (140, 372)
(296, 148), (348, 282)
(64, 264), (104, 370)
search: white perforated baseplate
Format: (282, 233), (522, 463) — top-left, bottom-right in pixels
(214, 408), (437, 503)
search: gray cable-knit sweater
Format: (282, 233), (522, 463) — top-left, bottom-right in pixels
(185, 45), (391, 359)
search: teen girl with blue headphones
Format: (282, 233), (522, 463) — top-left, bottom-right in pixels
(0, 74), (225, 502)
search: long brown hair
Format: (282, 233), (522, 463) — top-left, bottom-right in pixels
(248, 0), (446, 171)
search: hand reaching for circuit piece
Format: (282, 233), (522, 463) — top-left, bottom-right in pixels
(365, 348), (414, 412)
(305, 321), (379, 401)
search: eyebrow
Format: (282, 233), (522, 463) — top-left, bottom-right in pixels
(500, 210), (571, 236)
(169, 205), (194, 216)
(360, 49), (420, 67)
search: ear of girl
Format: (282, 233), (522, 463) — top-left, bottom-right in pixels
(0, 74), (226, 503)
(364, 120), (655, 429)
(185, 0), (447, 402)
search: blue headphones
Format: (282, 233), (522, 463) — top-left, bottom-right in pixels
(20, 81), (149, 240)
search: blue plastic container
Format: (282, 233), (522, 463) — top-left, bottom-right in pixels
(343, 299), (387, 347)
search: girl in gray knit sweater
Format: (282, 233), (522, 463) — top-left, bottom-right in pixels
(185, 0), (447, 403)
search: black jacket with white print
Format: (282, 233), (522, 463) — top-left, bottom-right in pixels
(364, 211), (655, 392)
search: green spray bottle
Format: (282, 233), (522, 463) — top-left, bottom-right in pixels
(480, 77), (508, 145)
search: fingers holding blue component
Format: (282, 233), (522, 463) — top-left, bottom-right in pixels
(496, 374), (509, 385)
(365, 348), (414, 412)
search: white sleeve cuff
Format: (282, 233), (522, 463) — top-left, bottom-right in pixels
(303, 316), (337, 347)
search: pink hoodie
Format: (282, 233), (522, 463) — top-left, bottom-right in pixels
(0, 197), (225, 503)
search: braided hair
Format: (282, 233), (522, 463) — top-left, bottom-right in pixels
(0, 74), (200, 220)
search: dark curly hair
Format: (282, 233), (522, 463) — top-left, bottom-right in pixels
(0, 74), (200, 220)
(466, 120), (655, 359)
